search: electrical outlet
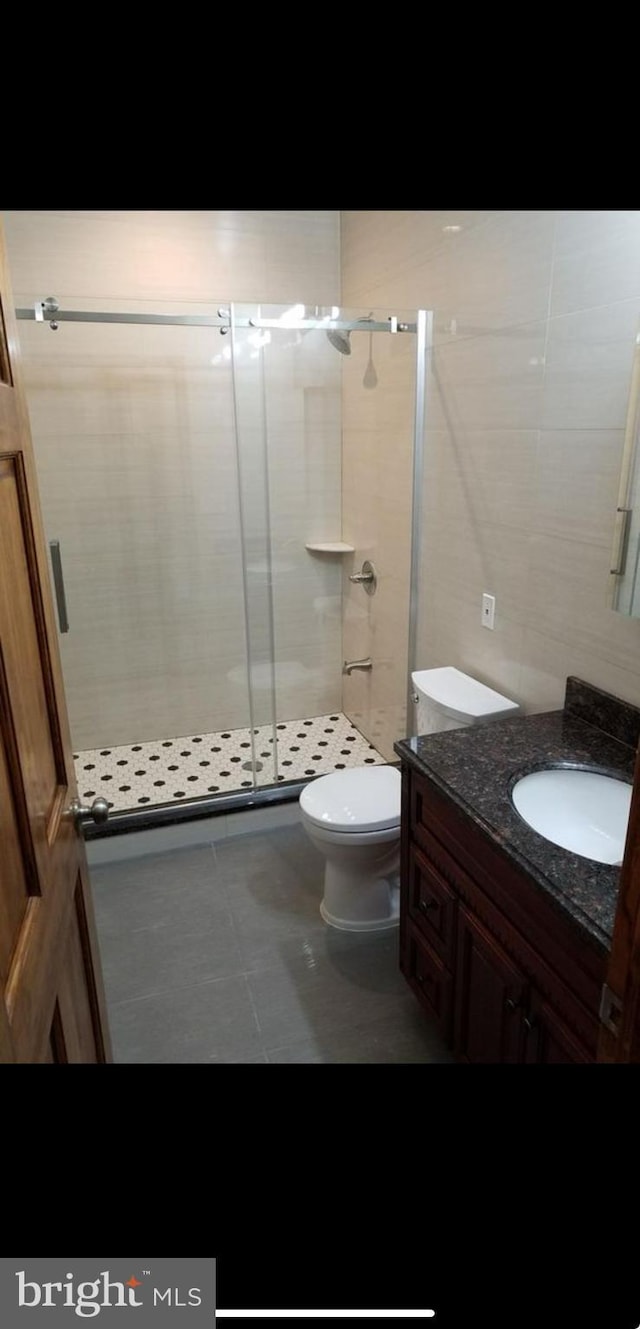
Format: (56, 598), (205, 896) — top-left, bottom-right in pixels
(482, 593), (496, 630)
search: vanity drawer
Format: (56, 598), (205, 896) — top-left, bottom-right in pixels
(408, 844), (457, 963)
(406, 922), (453, 1040)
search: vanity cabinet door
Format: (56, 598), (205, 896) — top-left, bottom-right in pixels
(406, 922), (454, 1040)
(521, 991), (592, 1064)
(408, 845), (457, 964)
(455, 906), (527, 1064)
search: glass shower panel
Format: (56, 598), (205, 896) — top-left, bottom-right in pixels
(258, 305), (343, 757)
(228, 304), (279, 787)
(230, 303), (347, 783)
(18, 299), (254, 810)
(340, 306), (420, 761)
(230, 302), (422, 783)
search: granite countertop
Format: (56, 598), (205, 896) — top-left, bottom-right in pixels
(394, 679), (639, 955)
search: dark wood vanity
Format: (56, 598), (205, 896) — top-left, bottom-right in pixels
(400, 764), (605, 1062)
(395, 679), (640, 1064)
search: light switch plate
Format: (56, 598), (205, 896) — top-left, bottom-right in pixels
(482, 593), (496, 630)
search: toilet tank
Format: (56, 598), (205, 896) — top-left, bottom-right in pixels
(411, 666), (519, 735)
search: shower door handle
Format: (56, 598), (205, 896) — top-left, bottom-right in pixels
(49, 539), (69, 633)
(610, 507), (632, 575)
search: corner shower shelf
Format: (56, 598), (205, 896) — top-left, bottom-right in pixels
(305, 542), (355, 554)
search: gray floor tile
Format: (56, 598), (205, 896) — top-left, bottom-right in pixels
(91, 844), (223, 935)
(99, 911), (244, 1005)
(216, 825), (326, 967)
(322, 929), (408, 993)
(266, 1005), (455, 1063)
(246, 930), (411, 1048)
(109, 975), (262, 1063)
(92, 842), (243, 1003)
(209, 1053), (270, 1064)
(214, 823), (323, 891)
(91, 825), (455, 1065)
(266, 1041), (326, 1064)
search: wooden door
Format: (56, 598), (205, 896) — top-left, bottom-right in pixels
(597, 742), (640, 1060)
(454, 905), (527, 1063)
(0, 219), (111, 1064)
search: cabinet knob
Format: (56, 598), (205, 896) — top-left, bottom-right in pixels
(523, 1014), (536, 1032)
(505, 997), (521, 1012)
(420, 897), (438, 913)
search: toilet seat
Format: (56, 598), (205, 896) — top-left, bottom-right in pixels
(299, 766), (401, 833)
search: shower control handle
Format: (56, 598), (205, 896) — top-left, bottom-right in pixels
(348, 560), (377, 594)
(66, 796), (110, 828)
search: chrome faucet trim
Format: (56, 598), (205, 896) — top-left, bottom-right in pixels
(348, 560), (377, 594)
(343, 658), (373, 675)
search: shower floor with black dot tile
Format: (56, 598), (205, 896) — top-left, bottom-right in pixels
(74, 713), (385, 813)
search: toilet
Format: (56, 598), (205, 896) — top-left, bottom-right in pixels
(412, 666), (520, 734)
(299, 667), (519, 932)
(300, 766), (402, 932)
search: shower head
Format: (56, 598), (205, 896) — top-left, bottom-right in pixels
(326, 328), (352, 356)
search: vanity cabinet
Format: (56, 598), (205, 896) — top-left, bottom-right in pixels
(399, 765), (607, 1064)
(455, 906), (529, 1064)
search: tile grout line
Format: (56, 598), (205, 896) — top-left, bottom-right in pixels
(105, 963), (255, 1011)
(239, 972), (264, 1041)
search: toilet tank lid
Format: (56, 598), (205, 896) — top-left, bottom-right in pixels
(300, 766), (401, 832)
(411, 666), (519, 721)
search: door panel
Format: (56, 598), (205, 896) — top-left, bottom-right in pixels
(599, 743), (640, 1060)
(0, 216), (111, 1064)
(0, 454), (65, 828)
(56, 884), (105, 1063)
(455, 905), (527, 1064)
(0, 712), (30, 981)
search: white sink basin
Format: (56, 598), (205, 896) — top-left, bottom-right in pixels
(511, 768), (632, 865)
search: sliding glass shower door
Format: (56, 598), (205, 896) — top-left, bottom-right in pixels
(228, 302), (424, 781)
(17, 301), (258, 810)
(228, 302), (344, 787)
(16, 295), (426, 820)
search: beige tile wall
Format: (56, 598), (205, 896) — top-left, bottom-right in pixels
(3, 211), (341, 749)
(342, 210), (640, 734)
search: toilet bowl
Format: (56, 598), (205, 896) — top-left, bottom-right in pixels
(299, 766), (401, 932)
(300, 669), (519, 934)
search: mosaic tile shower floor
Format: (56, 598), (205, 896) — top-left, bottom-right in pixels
(74, 712), (386, 813)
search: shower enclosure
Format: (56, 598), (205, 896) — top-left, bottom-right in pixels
(15, 297), (427, 830)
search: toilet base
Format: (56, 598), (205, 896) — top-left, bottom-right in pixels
(320, 889), (400, 933)
(319, 859), (400, 933)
